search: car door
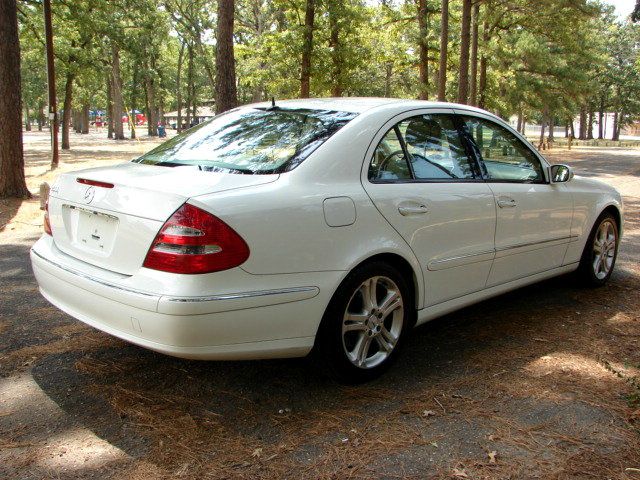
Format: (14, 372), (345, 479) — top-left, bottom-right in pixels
(457, 112), (574, 287)
(362, 110), (497, 307)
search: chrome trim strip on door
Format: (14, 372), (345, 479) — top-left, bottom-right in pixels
(427, 235), (579, 271)
(495, 235), (578, 253)
(427, 249), (495, 271)
(164, 286), (320, 303)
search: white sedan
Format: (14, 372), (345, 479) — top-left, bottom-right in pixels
(31, 98), (623, 383)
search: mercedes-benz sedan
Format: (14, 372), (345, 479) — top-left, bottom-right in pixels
(31, 98), (623, 383)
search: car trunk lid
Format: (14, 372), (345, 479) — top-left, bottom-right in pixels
(47, 162), (278, 275)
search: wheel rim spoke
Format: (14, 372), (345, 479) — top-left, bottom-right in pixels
(378, 290), (401, 318)
(359, 277), (378, 311)
(378, 326), (397, 352)
(343, 313), (368, 332)
(354, 334), (372, 366)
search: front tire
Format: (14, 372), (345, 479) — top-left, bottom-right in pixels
(312, 261), (413, 384)
(577, 212), (619, 287)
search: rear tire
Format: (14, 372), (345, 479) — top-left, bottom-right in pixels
(312, 261), (413, 384)
(577, 211), (619, 287)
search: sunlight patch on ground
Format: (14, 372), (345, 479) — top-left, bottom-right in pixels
(524, 352), (623, 380)
(0, 374), (130, 475)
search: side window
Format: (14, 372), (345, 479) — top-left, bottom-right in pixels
(369, 114), (477, 182)
(368, 128), (412, 181)
(463, 116), (545, 183)
(399, 115), (477, 180)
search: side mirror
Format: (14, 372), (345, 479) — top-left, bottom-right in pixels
(550, 164), (574, 183)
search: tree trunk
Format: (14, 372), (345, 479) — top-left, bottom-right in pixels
(145, 72), (158, 136)
(24, 105), (31, 131)
(0, 0), (30, 198)
(598, 102), (604, 140)
(215, 0), (238, 113)
(111, 45), (125, 140)
(329, 4), (342, 97)
(300, 0), (315, 98)
(130, 68), (137, 139)
(176, 42), (184, 133)
(417, 0), (429, 100)
(384, 62), (393, 97)
(538, 111), (547, 150)
(186, 44), (193, 129)
(569, 119), (575, 139)
(578, 106), (587, 140)
(81, 104), (89, 134)
(73, 109), (80, 133)
(61, 71), (74, 150)
(469, 2), (479, 106)
(457, 0), (472, 104)
(477, 20), (488, 109)
(612, 111), (621, 141)
(548, 113), (554, 141)
(516, 110), (523, 133)
(587, 109), (594, 140)
(37, 102), (44, 131)
(106, 75), (113, 139)
(437, 0), (448, 101)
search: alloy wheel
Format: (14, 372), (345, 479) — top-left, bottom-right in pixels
(341, 275), (404, 369)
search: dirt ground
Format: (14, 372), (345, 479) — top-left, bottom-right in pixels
(1, 131), (639, 479)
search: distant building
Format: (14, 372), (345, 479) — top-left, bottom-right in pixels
(164, 100), (216, 129)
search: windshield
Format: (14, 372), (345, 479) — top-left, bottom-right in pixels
(134, 107), (357, 174)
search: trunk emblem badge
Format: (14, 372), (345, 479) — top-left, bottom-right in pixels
(83, 186), (95, 204)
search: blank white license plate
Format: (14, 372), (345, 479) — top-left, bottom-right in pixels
(75, 208), (119, 253)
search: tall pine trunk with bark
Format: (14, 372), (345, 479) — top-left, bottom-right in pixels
(176, 43), (184, 133)
(300, 0), (315, 98)
(111, 46), (125, 140)
(215, 0), (238, 114)
(457, 0), (472, 104)
(0, 0), (30, 198)
(437, 0), (448, 101)
(478, 20), (488, 109)
(329, 4), (342, 97)
(61, 71), (74, 150)
(417, 0), (429, 100)
(469, 2), (479, 106)
(106, 75), (114, 139)
(578, 106), (587, 140)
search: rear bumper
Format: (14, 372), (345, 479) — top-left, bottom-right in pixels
(30, 236), (340, 360)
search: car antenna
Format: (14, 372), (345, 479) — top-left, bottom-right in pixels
(266, 96), (280, 111)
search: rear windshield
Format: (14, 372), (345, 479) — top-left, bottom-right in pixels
(134, 107), (357, 174)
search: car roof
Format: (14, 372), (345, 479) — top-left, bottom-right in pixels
(246, 97), (493, 115)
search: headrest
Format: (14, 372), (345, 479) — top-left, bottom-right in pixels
(405, 118), (442, 147)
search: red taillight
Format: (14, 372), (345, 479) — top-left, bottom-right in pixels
(143, 203), (250, 274)
(44, 201), (52, 236)
(76, 178), (114, 189)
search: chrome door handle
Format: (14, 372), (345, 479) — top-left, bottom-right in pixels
(497, 197), (517, 208)
(398, 204), (429, 216)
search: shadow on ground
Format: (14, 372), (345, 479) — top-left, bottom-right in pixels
(1, 237), (638, 479)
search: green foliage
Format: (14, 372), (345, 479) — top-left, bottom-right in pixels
(15, 0), (640, 137)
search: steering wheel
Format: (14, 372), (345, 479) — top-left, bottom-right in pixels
(377, 150), (407, 177)
(411, 153), (457, 178)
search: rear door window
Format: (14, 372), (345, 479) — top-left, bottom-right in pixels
(368, 114), (478, 182)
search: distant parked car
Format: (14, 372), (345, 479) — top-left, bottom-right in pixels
(31, 98), (623, 383)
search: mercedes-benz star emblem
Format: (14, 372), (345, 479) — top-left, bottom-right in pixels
(83, 186), (96, 204)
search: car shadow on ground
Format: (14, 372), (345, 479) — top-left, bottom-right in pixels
(2, 237), (638, 478)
